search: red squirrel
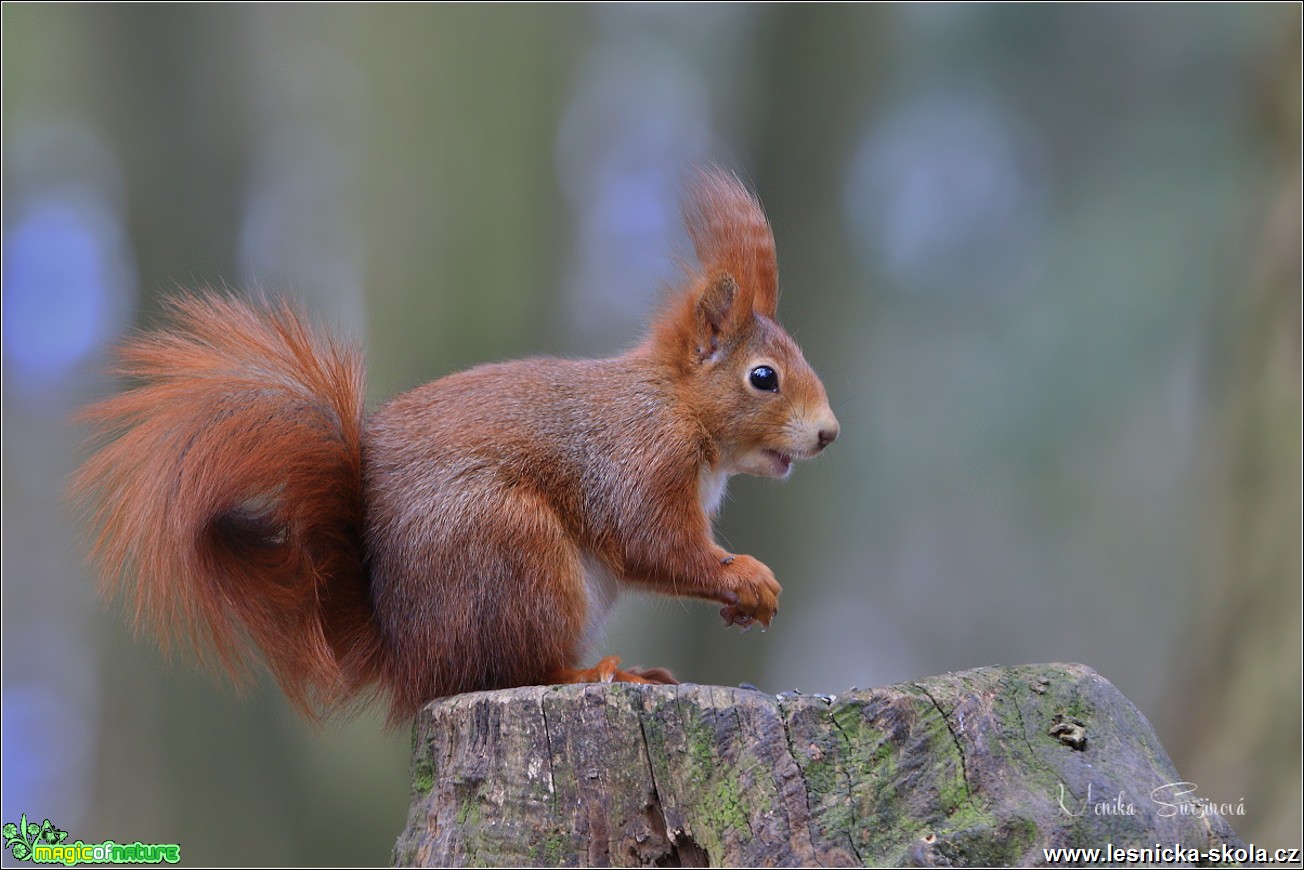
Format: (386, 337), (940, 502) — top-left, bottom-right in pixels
(73, 167), (839, 725)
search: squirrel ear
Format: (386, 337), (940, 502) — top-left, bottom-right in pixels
(694, 273), (743, 361)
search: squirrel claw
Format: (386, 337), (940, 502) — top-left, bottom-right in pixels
(720, 605), (759, 629)
(555, 656), (679, 686)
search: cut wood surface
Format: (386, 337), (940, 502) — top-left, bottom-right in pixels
(393, 663), (1244, 867)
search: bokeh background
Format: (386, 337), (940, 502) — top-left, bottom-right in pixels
(3, 5), (1299, 865)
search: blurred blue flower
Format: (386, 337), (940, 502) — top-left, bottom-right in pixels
(3, 193), (119, 381)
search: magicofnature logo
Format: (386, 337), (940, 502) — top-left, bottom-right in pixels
(3, 814), (180, 865)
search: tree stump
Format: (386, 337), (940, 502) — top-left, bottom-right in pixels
(392, 663), (1244, 867)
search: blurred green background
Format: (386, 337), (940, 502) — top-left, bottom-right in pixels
(3, 5), (1299, 865)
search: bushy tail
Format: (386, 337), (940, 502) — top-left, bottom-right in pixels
(72, 294), (383, 717)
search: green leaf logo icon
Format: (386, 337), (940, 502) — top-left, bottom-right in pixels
(38, 820), (67, 845)
(4, 813), (70, 861)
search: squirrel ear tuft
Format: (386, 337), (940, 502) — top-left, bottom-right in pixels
(683, 167), (778, 320)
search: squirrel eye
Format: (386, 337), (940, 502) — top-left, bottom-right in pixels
(749, 365), (779, 392)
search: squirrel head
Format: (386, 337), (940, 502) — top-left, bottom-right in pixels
(650, 167), (839, 479)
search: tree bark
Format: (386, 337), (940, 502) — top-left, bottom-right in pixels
(393, 663), (1244, 867)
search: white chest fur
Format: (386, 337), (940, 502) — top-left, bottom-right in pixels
(580, 552), (623, 652)
(699, 464), (731, 517)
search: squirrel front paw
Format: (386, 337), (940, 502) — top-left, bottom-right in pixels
(718, 554), (781, 629)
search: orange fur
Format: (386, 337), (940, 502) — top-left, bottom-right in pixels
(72, 296), (381, 717)
(682, 166), (778, 318)
(72, 168), (839, 725)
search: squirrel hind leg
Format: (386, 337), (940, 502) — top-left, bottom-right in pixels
(550, 655), (679, 686)
(624, 664), (679, 685)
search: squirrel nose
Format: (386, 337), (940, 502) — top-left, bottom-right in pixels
(817, 424), (839, 450)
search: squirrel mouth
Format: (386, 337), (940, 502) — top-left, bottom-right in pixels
(763, 450), (794, 476)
